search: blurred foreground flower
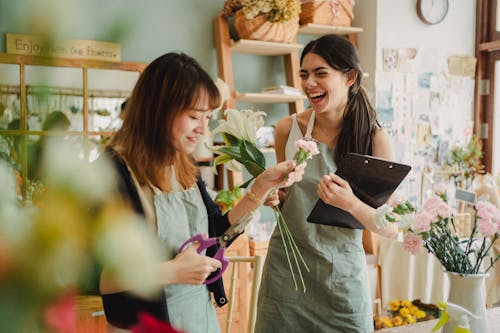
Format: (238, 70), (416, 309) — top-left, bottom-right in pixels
(0, 138), (162, 332)
(210, 109), (319, 292)
(131, 312), (184, 333)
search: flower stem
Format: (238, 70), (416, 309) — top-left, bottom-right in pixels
(275, 207), (310, 273)
(275, 208), (298, 291)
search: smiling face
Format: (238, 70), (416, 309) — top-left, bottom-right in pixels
(300, 52), (352, 115)
(171, 92), (211, 155)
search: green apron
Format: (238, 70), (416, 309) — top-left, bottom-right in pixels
(256, 142), (373, 332)
(153, 180), (221, 333)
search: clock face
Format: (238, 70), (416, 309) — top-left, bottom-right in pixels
(417, 0), (449, 25)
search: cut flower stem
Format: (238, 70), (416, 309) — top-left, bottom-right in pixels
(273, 205), (310, 292)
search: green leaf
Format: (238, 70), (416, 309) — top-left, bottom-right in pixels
(216, 146), (243, 161)
(221, 132), (240, 147)
(239, 177), (254, 189)
(213, 155), (233, 175)
(240, 140), (266, 169)
(243, 160), (266, 177)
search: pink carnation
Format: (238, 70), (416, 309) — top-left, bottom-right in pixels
(476, 201), (500, 223)
(476, 217), (498, 237)
(423, 196), (443, 222)
(437, 202), (452, 219)
(403, 233), (423, 255)
(295, 139), (319, 157)
(413, 212), (432, 232)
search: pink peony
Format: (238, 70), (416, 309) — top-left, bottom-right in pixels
(403, 233), (423, 255)
(44, 291), (76, 333)
(413, 212), (432, 232)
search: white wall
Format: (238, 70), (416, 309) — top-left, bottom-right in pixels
(355, 0), (476, 98)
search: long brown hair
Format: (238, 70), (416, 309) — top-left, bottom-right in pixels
(300, 34), (379, 164)
(109, 52), (220, 190)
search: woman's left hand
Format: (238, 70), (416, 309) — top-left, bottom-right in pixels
(317, 173), (356, 212)
(252, 160), (305, 199)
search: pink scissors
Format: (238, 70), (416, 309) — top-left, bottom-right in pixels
(178, 213), (253, 284)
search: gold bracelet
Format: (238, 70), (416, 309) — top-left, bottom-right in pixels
(247, 188), (262, 205)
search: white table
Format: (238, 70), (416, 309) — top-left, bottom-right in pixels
(379, 236), (449, 305)
(378, 237), (499, 306)
(373, 307), (500, 333)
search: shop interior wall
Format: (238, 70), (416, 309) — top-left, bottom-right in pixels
(0, 0), (478, 221)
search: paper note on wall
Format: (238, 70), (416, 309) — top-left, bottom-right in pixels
(448, 55), (477, 77)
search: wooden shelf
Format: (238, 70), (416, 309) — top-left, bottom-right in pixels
(231, 39), (303, 56)
(298, 24), (363, 36)
(236, 92), (306, 103)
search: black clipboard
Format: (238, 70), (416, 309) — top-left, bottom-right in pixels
(307, 153), (411, 229)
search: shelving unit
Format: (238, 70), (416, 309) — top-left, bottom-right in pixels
(214, 15), (304, 115)
(214, 14), (307, 189)
(0, 53), (146, 197)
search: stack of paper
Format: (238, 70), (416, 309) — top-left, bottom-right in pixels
(261, 85), (304, 96)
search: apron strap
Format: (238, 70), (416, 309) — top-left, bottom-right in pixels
(304, 111), (315, 140)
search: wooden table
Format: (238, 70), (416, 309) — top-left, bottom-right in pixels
(374, 307), (500, 332)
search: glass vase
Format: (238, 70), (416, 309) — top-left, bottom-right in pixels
(443, 272), (489, 333)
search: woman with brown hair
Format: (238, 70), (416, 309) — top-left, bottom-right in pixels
(256, 35), (397, 332)
(100, 52), (303, 332)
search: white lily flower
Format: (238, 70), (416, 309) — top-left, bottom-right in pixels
(212, 78), (230, 120)
(212, 108), (266, 144)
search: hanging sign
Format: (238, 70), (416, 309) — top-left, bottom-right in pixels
(6, 33), (121, 62)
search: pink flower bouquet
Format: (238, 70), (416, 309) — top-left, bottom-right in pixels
(375, 195), (500, 274)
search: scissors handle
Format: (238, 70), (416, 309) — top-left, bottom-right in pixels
(203, 248), (229, 285)
(177, 233), (229, 285)
(178, 234), (217, 253)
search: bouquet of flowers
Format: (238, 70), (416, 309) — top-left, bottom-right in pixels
(0, 139), (162, 332)
(443, 135), (485, 190)
(375, 191), (500, 274)
(210, 108), (319, 292)
(374, 299), (437, 329)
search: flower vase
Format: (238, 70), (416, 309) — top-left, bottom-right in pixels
(443, 272), (489, 333)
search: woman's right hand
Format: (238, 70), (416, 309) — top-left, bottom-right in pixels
(165, 243), (221, 285)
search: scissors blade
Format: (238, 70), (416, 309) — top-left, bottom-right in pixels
(218, 210), (255, 247)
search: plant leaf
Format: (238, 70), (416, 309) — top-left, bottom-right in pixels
(221, 132), (240, 147)
(240, 140), (266, 169)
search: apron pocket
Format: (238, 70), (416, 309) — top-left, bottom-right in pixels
(331, 249), (369, 313)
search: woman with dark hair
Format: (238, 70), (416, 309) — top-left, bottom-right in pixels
(100, 52), (303, 332)
(255, 35), (398, 332)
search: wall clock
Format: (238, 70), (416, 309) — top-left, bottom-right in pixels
(416, 0), (449, 25)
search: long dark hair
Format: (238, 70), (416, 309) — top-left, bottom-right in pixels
(301, 34), (379, 164)
(109, 52), (220, 189)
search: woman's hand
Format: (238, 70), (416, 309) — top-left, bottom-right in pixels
(317, 173), (357, 213)
(165, 243), (221, 285)
(263, 189), (280, 207)
(252, 160), (305, 200)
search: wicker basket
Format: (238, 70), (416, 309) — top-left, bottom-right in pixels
(299, 0), (354, 27)
(234, 10), (299, 43)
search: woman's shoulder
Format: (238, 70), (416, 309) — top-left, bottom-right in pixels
(275, 109), (313, 136)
